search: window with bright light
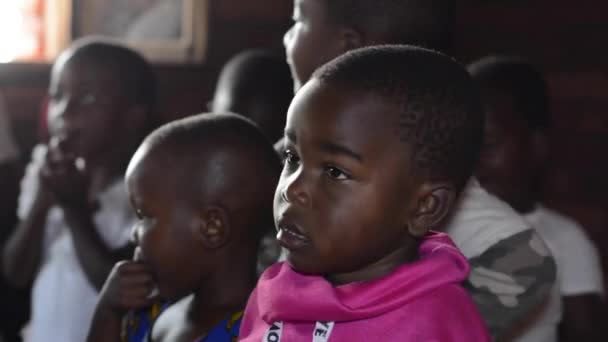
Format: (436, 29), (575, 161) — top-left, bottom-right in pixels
(0, 0), (208, 64)
(0, 0), (44, 63)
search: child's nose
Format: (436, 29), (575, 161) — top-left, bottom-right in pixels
(283, 26), (294, 49)
(52, 96), (78, 120)
(282, 169), (310, 207)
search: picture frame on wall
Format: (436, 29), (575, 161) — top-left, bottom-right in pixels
(47, 0), (208, 64)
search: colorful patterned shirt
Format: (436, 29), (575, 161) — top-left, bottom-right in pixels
(123, 302), (242, 342)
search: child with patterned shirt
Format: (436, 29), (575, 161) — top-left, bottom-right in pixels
(87, 113), (281, 341)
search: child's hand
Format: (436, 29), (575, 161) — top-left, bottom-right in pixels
(40, 136), (90, 208)
(27, 146), (55, 210)
(98, 261), (157, 315)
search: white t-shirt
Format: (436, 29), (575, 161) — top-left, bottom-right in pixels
(18, 145), (134, 342)
(511, 205), (605, 342)
(445, 178), (530, 258)
(0, 96), (19, 163)
(526, 206), (604, 296)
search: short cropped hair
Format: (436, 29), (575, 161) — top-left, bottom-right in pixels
(143, 113), (281, 215)
(322, 0), (455, 51)
(313, 45), (483, 190)
(214, 49), (293, 141)
(217, 49), (292, 113)
(64, 38), (157, 115)
(139, 113), (281, 239)
(468, 56), (549, 130)
(145, 113), (280, 171)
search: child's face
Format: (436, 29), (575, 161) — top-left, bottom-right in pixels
(127, 152), (205, 300)
(476, 89), (535, 208)
(284, 0), (347, 92)
(275, 81), (420, 283)
(47, 57), (133, 159)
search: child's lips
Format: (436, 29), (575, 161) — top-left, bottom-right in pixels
(276, 222), (309, 250)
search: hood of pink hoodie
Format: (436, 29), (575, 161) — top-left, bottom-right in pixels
(255, 232), (469, 323)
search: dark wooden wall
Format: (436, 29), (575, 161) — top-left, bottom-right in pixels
(0, 0), (607, 283)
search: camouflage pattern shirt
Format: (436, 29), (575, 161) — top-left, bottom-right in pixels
(445, 179), (556, 340)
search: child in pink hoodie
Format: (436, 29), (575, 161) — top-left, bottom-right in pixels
(239, 46), (490, 341)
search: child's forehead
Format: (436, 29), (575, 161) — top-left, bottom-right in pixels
(52, 56), (123, 88)
(133, 140), (245, 179)
(127, 147), (189, 197)
(293, 82), (398, 125)
(288, 83), (406, 153)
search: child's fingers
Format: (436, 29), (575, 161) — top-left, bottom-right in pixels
(110, 261), (156, 292)
(119, 273), (155, 288)
(121, 295), (157, 310)
(102, 270), (157, 311)
(48, 158), (76, 176)
(121, 286), (155, 299)
(43, 158), (72, 182)
(45, 142), (76, 171)
(113, 260), (153, 275)
(118, 287), (157, 309)
(47, 142), (69, 165)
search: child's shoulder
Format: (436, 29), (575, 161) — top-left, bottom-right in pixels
(150, 297), (243, 342)
(201, 311), (243, 342)
(393, 284), (489, 340)
(405, 282), (476, 314)
(124, 302), (169, 342)
(149, 299), (190, 342)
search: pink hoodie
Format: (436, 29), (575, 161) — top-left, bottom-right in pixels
(239, 232), (489, 341)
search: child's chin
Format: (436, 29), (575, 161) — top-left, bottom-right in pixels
(285, 255), (322, 276)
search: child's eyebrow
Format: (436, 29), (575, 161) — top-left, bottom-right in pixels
(318, 141), (363, 163)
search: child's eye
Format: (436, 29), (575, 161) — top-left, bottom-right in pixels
(324, 165), (350, 180)
(283, 150), (300, 166)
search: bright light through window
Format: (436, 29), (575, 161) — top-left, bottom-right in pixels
(0, 0), (43, 63)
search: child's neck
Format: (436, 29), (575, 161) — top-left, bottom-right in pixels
(190, 260), (257, 320)
(154, 262), (256, 341)
(512, 198), (537, 215)
(499, 174), (541, 215)
(506, 186), (538, 215)
(327, 238), (419, 286)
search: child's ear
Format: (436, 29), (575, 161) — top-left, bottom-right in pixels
(407, 183), (457, 237)
(196, 206), (231, 249)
